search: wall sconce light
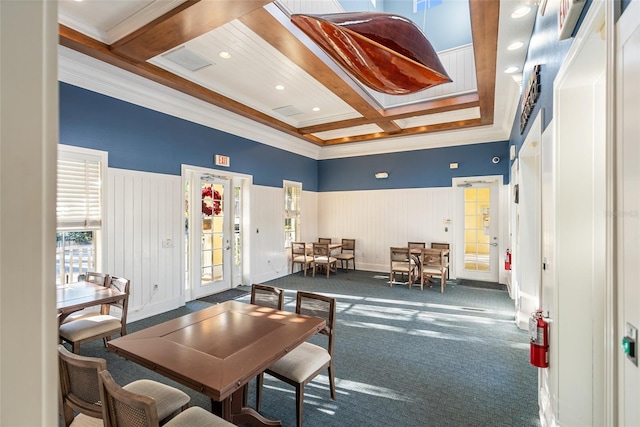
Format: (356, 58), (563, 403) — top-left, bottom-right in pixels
(375, 172), (389, 179)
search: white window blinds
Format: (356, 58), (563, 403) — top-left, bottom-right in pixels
(57, 155), (102, 230)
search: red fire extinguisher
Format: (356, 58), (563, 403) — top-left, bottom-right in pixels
(504, 249), (512, 270)
(530, 309), (549, 368)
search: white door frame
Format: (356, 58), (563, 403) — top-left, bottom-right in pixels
(181, 165), (253, 301)
(452, 175), (503, 283)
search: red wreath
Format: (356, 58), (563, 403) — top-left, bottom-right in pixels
(201, 186), (222, 216)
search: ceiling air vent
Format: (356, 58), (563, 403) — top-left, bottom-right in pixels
(272, 105), (303, 117)
(162, 46), (213, 72)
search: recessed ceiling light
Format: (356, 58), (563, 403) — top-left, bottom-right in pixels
(275, 85), (285, 91)
(507, 41), (524, 51)
(504, 66), (519, 74)
(312, 107), (320, 112)
(511, 6), (531, 18)
(218, 51), (231, 59)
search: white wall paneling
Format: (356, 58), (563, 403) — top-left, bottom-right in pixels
(317, 187), (456, 274)
(106, 168), (183, 322)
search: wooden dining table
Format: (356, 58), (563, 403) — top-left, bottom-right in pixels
(56, 281), (126, 325)
(107, 300), (325, 427)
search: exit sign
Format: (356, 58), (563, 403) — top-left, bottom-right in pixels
(214, 154), (230, 167)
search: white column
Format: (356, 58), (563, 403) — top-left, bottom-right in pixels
(0, 1), (58, 425)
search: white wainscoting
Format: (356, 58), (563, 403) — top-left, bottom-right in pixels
(317, 187), (455, 273)
(248, 186), (319, 284)
(106, 168), (183, 322)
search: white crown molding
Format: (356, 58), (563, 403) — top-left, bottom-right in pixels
(58, 46), (322, 160)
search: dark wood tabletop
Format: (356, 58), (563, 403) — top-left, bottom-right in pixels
(107, 300), (325, 426)
(56, 281), (125, 324)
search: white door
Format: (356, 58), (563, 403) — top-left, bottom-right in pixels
(188, 173), (232, 299)
(454, 178), (500, 283)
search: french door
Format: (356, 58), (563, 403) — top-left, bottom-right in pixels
(187, 173), (232, 299)
(454, 178), (500, 283)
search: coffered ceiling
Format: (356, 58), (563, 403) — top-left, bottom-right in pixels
(58, 0), (537, 158)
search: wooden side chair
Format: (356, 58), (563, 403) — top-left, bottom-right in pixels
(431, 242), (451, 280)
(420, 248), (449, 292)
(62, 272), (111, 324)
(390, 247), (416, 287)
(312, 242), (338, 278)
(98, 370), (234, 427)
(408, 241), (426, 249)
(335, 238), (356, 272)
(58, 344), (190, 427)
(59, 276), (130, 353)
(256, 291), (336, 427)
(291, 242), (314, 276)
(247, 284), (285, 405)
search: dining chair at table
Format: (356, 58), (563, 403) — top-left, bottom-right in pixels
(419, 248), (449, 292)
(291, 242), (314, 276)
(431, 242), (451, 280)
(58, 344), (190, 427)
(98, 370), (234, 427)
(59, 276), (130, 354)
(408, 241), (426, 249)
(312, 242), (338, 278)
(246, 283), (285, 406)
(256, 291), (337, 427)
(390, 247), (417, 288)
(334, 238), (356, 272)
(62, 272), (112, 324)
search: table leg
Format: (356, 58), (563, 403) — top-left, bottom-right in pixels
(218, 388), (282, 427)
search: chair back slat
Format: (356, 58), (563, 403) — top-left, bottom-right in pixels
(296, 291), (336, 335)
(318, 238), (332, 244)
(313, 243), (330, 258)
(340, 238), (355, 251)
(85, 272), (110, 287)
(408, 242), (426, 249)
(291, 242), (307, 256)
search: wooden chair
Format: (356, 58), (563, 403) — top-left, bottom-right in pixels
(247, 284), (285, 406)
(318, 237), (332, 244)
(335, 238), (356, 272)
(58, 344), (190, 427)
(389, 247), (416, 288)
(256, 291), (336, 427)
(62, 272), (111, 324)
(312, 242), (338, 278)
(98, 370), (234, 427)
(59, 276), (130, 353)
(408, 241), (426, 249)
(420, 248), (449, 292)
(291, 242), (314, 276)
(431, 242), (450, 280)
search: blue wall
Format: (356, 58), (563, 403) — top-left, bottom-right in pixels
(508, 1), (593, 157)
(59, 83), (319, 190)
(319, 141), (509, 191)
(60, 83), (510, 191)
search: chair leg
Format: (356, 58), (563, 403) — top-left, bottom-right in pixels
(295, 384), (304, 427)
(72, 342), (81, 354)
(328, 364), (336, 400)
(256, 373), (264, 411)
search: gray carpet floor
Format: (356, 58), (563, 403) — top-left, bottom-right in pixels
(70, 270), (540, 427)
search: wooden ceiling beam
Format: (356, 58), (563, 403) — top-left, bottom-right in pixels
(469, 0), (499, 125)
(238, 7), (384, 121)
(59, 24), (308, 143)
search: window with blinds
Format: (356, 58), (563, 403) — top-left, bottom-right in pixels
(57, 156), (102, 230)
(284, 181), (301, 248)
(56, 146), (106, 284)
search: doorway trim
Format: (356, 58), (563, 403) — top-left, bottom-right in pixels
(181, 164), (253, 302)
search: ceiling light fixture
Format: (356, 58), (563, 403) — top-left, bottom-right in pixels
(504, 66), (519, 74)
(312, 107), (320, 112)
(374, 172), (389, 179)
(507, 41), (524, 50)
(275, 85), (285, 91)
(511, 6), (531, 18)
(218, 51), (231, 59)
